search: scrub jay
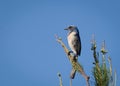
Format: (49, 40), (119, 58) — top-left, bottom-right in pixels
(64, 25), (81, 59)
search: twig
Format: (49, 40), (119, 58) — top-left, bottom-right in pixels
(57, 73), (63, 86)
(70, 78), (72, 86)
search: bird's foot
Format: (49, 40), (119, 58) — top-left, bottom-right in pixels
(68, 51), (73, 56)
(73, 55), (78, 61)
(68, 51), (78, 61)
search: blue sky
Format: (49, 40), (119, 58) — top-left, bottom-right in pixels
(0, 0), (120, 86)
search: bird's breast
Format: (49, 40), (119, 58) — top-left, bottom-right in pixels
(67, 32), (77, 41)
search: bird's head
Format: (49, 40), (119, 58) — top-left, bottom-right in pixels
(64, 25), (79, 33)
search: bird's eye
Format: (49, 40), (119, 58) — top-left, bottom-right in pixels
(68, 26), (72, 28)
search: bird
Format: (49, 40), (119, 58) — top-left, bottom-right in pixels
(64, 25), (81, 59)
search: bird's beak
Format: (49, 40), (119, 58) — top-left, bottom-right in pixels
(64, 28), (68, 30)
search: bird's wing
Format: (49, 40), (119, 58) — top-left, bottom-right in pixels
(73, 34), (81, 56)
(77, 35), (81, 56)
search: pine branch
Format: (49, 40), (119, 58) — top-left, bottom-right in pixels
(91, 36), (117, 86)
(56, 35), (90, 86)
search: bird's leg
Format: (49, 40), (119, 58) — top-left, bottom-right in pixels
(68, 51), (73, 56)
(74, 55), (78, 61)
